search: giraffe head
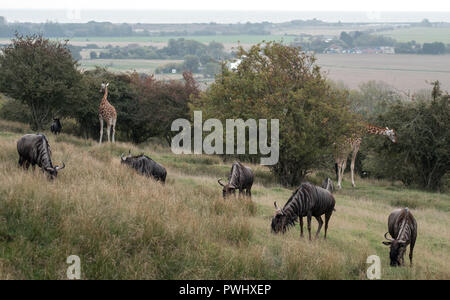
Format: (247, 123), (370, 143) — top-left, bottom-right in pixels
(384, 127), (398, 143)
(100, 82), (109, 92)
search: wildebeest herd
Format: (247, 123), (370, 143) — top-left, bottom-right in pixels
(13, 82), (417, 269)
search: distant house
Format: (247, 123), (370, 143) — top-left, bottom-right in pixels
(323, 44), (343, 54)
(381, 46), (395, 54)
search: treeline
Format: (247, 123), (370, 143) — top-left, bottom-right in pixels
(92, 39), (229, 61)
(295, 30), (450, 54)
(0, 35), (448, 190)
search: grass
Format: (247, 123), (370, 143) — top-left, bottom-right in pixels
(0, 119), (449, 279)
(377, 27), (450, 44)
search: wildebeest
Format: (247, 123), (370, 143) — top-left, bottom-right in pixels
(120, 152), (167, 183)
(321, 177), (334, 193)
(17, 134), (65, 180)
(218, 161), (254, 198)
(50, 118), (62, 135)
(271, 182), (335, 240)
(382, 208), (417, 267)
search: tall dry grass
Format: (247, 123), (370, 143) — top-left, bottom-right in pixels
(0, 121), (449, 279)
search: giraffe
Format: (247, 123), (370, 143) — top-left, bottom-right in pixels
(335, 124), (397, 189)
(98, 83), (117, 144)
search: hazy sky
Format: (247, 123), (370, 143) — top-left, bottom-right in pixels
(1, 0), (450, 11)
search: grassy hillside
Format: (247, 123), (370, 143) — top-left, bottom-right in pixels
(0, 119), (449, 280)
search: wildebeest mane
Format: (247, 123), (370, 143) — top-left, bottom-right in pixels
(35, 134), (54, 169)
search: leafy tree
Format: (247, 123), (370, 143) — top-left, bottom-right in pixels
(90, 51), (98, 59)
(363, 89), (449, 191)
(422, 42), (445, 54)
(192, 42), (356, 186)
(130, 72), (199, 144)
(340, 31), (353, 47)
(0, 34), (83, 130)
(183, 55), (200, 73)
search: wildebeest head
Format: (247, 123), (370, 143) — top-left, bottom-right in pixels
(218, 178), (236, 198)
(120, 150), (132, 164)
(382, 232), (407, 266)
(385, 127), (398, 144)
(100, 82), (109, 93)
(45, 162), (65, 180)
(271, 201), (287, 234)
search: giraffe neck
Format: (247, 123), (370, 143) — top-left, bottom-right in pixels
(366, 124), (388, 137)
(101, 86), (109, 105)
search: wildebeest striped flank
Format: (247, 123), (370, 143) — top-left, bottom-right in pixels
(17, 134), (65, 180)
(120, 152), (167, 183)
(271, 182), (335, 240)
(218, 161), (254, 198)
(383, 208), (417, 267)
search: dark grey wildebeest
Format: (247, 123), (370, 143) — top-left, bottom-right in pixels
(17, 134), (65, 180)
(321, 177), (334, 193)
(271, 182), (335, 240)
(50, 118), (62, 135)
(382, 208), (417, 267)
(218, 161), (254, 198)
(120, 152), (167, 183)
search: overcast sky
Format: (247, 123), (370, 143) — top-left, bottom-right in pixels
(1, 0), (450, 11)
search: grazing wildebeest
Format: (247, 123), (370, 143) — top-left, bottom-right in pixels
(271, 182), (335, 240)
(50, 118), (62, 135)
(218, 161), (254, 198)
(120, 152), (167, 183)
(17, 134), (65, 180)
(382, 208), (417, 267)
(321, 177), (334, 193)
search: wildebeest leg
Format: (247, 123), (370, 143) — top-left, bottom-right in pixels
(25, 161), (30, 170)
(99, 117), (104, 144)
(314, 216), (323, 239)
(18, 156), (24, 168)
(324, 211), (332, 239)
(307, 213), (312, 241)
(409, 233), (416, 267)
(299, 217), (304, 238)
(246, 188), (251, 198)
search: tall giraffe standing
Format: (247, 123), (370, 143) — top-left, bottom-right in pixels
(98, 83), (117, 144)
(335, 124), (397, 189)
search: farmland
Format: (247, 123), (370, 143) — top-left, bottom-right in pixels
(315, 54), (450, 92)
(0, 119), (449, 279)
(378, 27), (450, 44)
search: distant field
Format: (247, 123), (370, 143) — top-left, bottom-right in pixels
(79, 59), (183, 73)
(315, 54), (450, 92)
(378, 27), (450, 44)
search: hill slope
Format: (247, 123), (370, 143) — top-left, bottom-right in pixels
(0, 120), (449, 279)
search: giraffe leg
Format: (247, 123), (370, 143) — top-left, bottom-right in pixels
(106, 123), (111, 143)
(336, 159), (342, 189)
(111, 118), (116, 143)
(350, 144), (360, 188)
(99, 117), (104, 144)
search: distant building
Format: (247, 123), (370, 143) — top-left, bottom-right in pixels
(323, 44), (343, 54)
(381, 46), (395, 54)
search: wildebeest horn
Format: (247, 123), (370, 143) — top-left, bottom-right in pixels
(120, 153), (126, 161)
(384, 232), (394, 241)
(274, 201), (279, 209)
(55, 162), (65, 170)
(218, 178), (225, 187)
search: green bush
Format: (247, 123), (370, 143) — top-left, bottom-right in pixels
(363, 91), (449, 191)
